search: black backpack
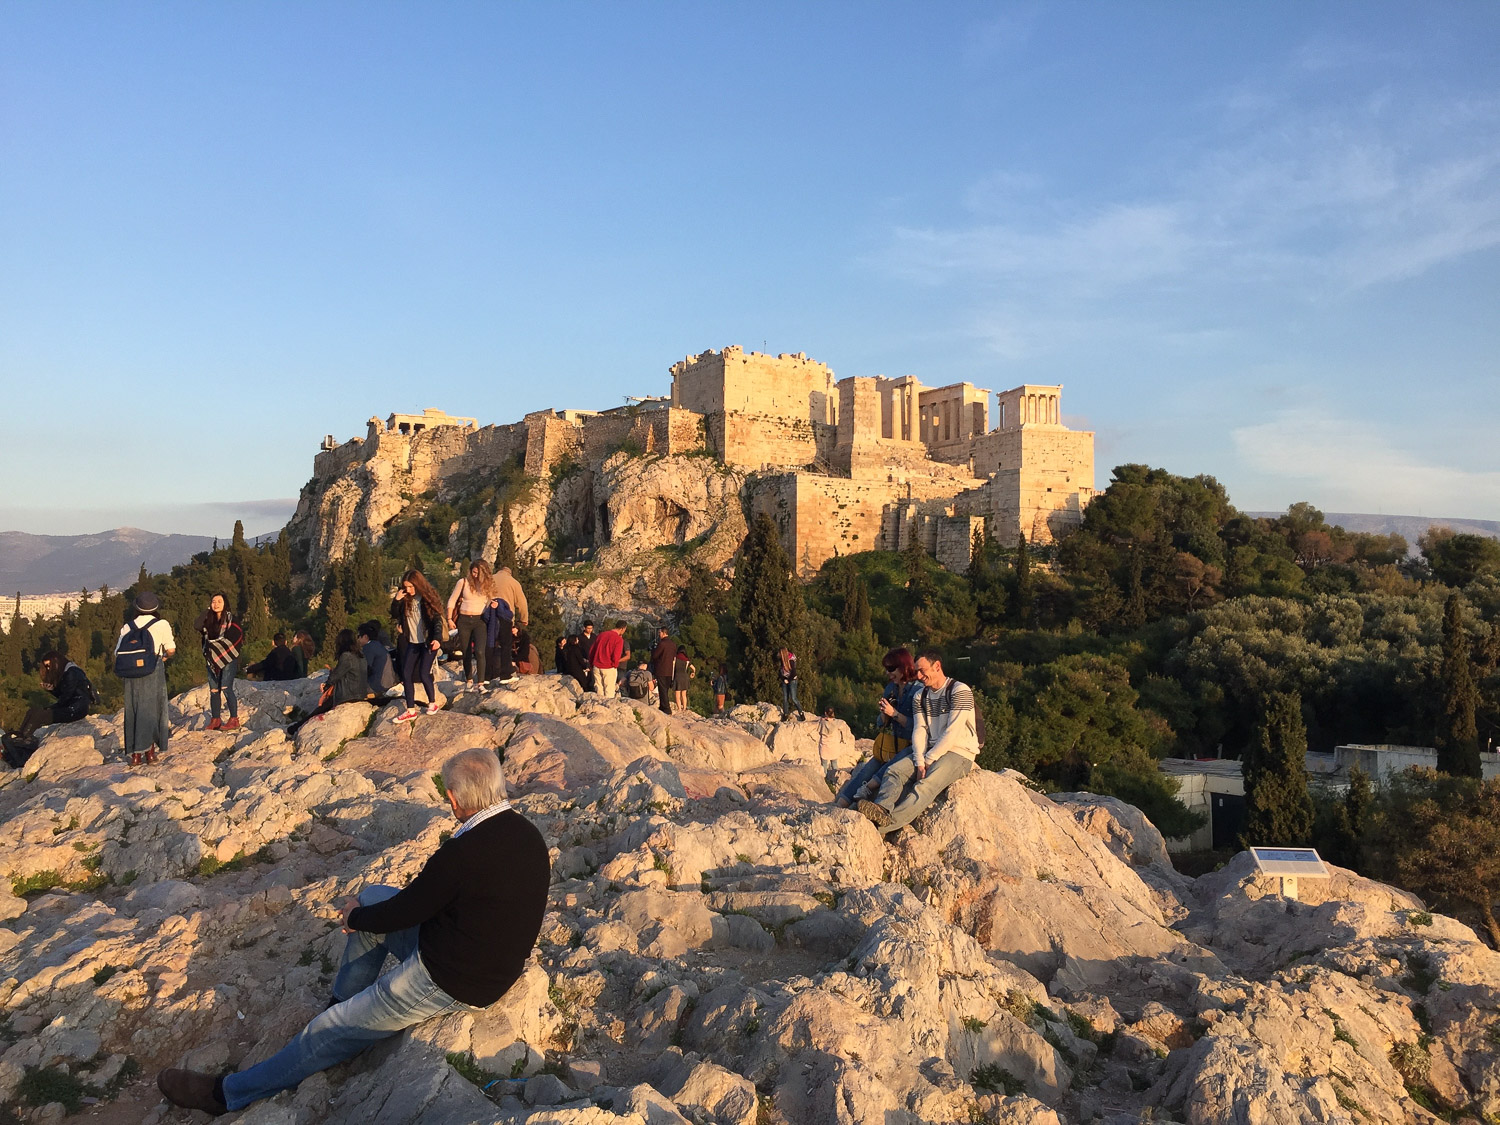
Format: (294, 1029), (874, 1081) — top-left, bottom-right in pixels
(114, 615), (162, 679)
(922, 679), (986, 749)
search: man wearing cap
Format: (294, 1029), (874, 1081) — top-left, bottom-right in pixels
(116, 592), (176, 767)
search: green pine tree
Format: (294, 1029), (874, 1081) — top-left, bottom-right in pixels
(243, 572), (270, 642)
(842, 574), (871, 634)
(495, 503), (518, 572)
(732, 513), (805, 705)
(321, 588), (348, 662)
(1437, 593), (1481, 777)
(1011, 531), (1033, 626)
(1241, 691), (1315, 847)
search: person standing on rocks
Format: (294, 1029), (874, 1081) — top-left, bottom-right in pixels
(712, 663), (729, 714)
(446, 560), (496, 693)
(156, 747), (551, 1116)
(114, 591), (176, 767)
(778, 647), (805, 721)
(194, 592), (244, 732)
(858, 648), (976, 835)
(673, 647), (695, 714)
(390, 570), (445, 723)
(482, 596), (517, 684)
(589, 620), (626, 697)
(492, 564), (529, 628)
(649, 626), (678, 714)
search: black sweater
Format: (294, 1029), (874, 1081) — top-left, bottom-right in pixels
(50, 665), (94, 724)
(347, 808), (550, 1006)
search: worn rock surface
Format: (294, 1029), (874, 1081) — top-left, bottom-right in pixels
(3, 673), (1497, 1124)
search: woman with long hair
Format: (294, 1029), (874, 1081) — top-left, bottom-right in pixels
(446, 559), (495, 692)
(290, 631), (315, 678)
(391, 569), (446, 722)
(194, 591), (244, 731)
(286, 629), (369, 735)
(835, 647), (919, 808)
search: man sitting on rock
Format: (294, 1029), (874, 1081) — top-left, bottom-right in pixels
(858, 648), (977, 836)
(156, 748), (551, 1115)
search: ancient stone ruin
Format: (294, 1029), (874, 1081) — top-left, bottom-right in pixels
(288, 346), (1094, 584)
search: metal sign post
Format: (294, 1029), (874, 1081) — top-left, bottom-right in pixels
(1249, 847), (1331, 901)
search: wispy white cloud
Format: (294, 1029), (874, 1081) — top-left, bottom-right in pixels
(869, 58), (1500, 311)
(1232, 410), (1500, 516)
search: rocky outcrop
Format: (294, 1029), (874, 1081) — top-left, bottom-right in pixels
(3, 673), (1498, 1124)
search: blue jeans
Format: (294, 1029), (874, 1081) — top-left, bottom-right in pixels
(400, 645), (438, 709)
(871, 751), (973, 834)
(781, 681), (801, 716)
(221, 886), (477, 1110)
(209, 658), (238, 719)
(837, 750), (909, 805)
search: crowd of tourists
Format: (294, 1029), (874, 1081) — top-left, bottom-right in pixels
(0, 554), (984, 1116)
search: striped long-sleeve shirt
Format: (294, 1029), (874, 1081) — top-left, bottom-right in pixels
(911, 678), (979, 771)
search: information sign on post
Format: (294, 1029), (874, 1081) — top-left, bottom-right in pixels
(1249, 847), (1331, 901)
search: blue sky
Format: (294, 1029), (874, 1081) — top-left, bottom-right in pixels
(2, 2), (1497, 536)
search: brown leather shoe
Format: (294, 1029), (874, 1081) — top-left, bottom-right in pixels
(157, 1068), (227, 1115)
(222, 718), (240, 732)
(130, 752), (142, 767)
(207, 717), (223, 731)
(145, 748), (158, 765)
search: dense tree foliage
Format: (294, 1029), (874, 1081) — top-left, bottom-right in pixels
(1241, 692), (1315, 847)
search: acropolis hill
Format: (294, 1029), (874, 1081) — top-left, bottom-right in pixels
(289, 347), (1094, 599)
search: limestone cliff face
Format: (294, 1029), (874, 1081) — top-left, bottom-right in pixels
(287, 425), (747, 615)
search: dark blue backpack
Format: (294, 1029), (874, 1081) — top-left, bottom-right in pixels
(114, 616), (161, 679)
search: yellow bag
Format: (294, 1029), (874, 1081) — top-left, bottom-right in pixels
(872, 727), (909, 763)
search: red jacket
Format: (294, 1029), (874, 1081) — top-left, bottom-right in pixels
(589, 629), (625, 671)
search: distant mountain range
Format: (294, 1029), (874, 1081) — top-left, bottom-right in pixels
(1248, 513), (1500, 552)
(0, 528), (219, 596)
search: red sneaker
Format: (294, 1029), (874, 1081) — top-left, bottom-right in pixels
(207, 718), (223, 731)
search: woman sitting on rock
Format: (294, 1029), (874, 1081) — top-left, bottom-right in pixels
(287, 629), (370, 735)
(194, 592), (244, 731)
(1, 651), (97, 768)
(391, 569), (446, 723)
(835, 647), (919, 808)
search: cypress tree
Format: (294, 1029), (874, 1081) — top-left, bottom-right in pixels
(243, 572), (269, 642)
(842, 574), (871, 634)
(321, 588), (348, 662)
(232, 520), (247, 549)
(1437, 592), (1480, 777)
(1011, 531), (1033, 626)
(732, 513), (805, 705)
(1241, 691), (1315, 847)
(495, 503), (519, 573)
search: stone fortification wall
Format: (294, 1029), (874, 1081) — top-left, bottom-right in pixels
(968, 425), (1094, 546)
(751, 472), (975, 577)
(707, 412), (836, 472)
(672, 346), (836, 425)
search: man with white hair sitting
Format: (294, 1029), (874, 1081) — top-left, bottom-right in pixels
(157, 748), (550, 1115)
